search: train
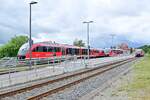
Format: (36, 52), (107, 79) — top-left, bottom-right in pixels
(135, 49), (144, 57)
(109, 49), (124, 56)
(17, 41), (125, 60)
(103, 48), (125, 57)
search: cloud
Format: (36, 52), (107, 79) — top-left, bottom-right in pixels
(0, 0), (150, 48)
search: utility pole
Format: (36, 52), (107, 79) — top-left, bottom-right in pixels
(110, 34), (116, 49)
(83, 21), (93, 62)
(29, 1), (38, 68)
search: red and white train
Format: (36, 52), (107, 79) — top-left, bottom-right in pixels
(135, 49), (144, 57)
(17, 41), (126, 60)
(109, 49), (124, 56)
(17, 42), (106, 60)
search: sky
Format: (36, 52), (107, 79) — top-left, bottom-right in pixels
(0, 0), (150, 48)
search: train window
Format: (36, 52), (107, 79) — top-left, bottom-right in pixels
(66, 48), (69, 54)
(54, 47), (56, 52)
(32, 46), (47, 52)
(32, 46), (39, 52)
(66, 48), (73, 55)
(71, 48), (75, 55)
(84, 49), (86, 55)
(74, 49), (76, 55)
(71, 48), (74, 55)
(62, 48), (66, 55)
(54, 47), (61, 52)
(32, 48), (36, 52)
(57, 47), (61, 52)
(38, 46), (43, 52)
(32, 47), (39, 52)
(82, 49), (88, 55)
(69, 48), (71, 55)
(75, 49), (79, 55)
(82, 49), (84, 55)
(47, 47), (53, 52)
(85, 49), (88, 55)
(43, 46), (47, 52)
(104, 49), (110, 53)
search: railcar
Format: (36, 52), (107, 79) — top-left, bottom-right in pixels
(135, 49), (144, 57)
(17, 42), (106, 60)
(97, 49), (106, 57)
(103, 48), (111, 57)
(108, 49), (124, 57)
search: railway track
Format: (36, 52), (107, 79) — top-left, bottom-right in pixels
(0, 57), (136, 100)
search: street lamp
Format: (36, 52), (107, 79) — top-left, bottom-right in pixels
(83, 21), (93, 62)
(110, 34), (116, 49)
(29, 1), (37, 68)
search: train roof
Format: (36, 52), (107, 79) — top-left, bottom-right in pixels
(32, 41), (109, 50)
(32, 41), (85, 49)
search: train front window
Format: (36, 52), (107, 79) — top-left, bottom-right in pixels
(104, 49), (110, 53)
(18, 43), (29, 55)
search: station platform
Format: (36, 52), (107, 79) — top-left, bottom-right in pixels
(0, 55), (134, 89)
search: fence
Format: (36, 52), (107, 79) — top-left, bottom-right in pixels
(0, 56), (88, 88)
(0, 55), (133, 89)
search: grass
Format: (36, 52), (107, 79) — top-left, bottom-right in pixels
(118, 55), (150, 100)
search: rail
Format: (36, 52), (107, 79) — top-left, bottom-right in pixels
(0, 55), (133, 88)
(28, 58), (135, 100)
(0, 56), (135, 99)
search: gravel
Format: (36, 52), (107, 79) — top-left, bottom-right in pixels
(44, 59), (137, 100)
(2, 64), (107, 100)
(1, 55), (135, 100)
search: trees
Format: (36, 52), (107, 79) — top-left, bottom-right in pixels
(73, 39), (85, 47)
(0, 36), (28, 58)
(139, 45), (150, 54)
